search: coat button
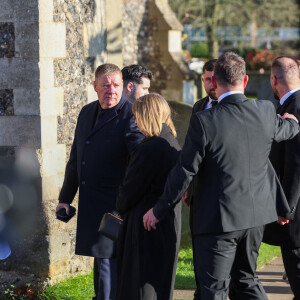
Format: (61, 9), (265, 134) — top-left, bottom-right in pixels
(82, 181), (86, 185)
(82, 161), (86, 165)
(86, 140), (90, 145)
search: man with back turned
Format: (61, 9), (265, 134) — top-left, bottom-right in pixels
(264, 56), (300, 299)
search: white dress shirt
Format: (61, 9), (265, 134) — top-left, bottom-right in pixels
(218, 91), (243, 103)
(280, 88), (300, 106)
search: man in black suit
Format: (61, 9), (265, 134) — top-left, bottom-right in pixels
(56, 63), (143, 300)
(183, 59), (217, 300)
(192, 59), (218, 114)
(121, 64), (152, 103)
(144, 52), (300, 300)
(264, 56), (300, 299)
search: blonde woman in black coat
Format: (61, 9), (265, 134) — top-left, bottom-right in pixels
(116, 93), (181, 300)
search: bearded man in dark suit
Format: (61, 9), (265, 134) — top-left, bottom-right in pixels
(56, 63), (143, 300)
(183, 58), (217, 300)
(264, 56), (300, 299)
(144, 52), (300, 300)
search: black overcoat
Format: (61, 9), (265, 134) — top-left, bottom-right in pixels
(59, 97), (143, 257)
(264, 90), (300, 248)
(116, 124), (181, 300)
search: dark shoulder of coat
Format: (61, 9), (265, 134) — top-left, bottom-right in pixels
(192, 96), (209, 113)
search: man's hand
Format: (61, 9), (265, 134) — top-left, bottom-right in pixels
(277, 216), (290, 225)
(281, 112), (299, 123)
(143, 208), (159, 231)
(182, 191), (190, 207)
(56, 203), (70, 215)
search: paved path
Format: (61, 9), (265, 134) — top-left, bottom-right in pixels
(173, 256), (293, 300)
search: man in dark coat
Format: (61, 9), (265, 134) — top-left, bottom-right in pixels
(121, 64), (152, 103)
(183, 58), (217, 300)
(144, 52), (300, 300)
(56, 63), (143, 300)
(264, 56), (300, 299)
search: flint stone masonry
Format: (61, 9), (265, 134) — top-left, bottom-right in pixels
(0, 89), (13, 116)
(0, 22), (15, 58)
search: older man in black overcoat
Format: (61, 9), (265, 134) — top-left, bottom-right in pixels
(56, 63), (143, 300)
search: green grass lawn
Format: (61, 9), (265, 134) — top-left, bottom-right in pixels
(33, 242), (280, 299)
(4, 242), (280, 299)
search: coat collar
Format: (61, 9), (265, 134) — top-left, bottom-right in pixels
(88, 97), (128, 137)
(277, 89), (300, 114)
(219, 93), (248, 105)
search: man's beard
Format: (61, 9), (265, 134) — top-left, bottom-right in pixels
(208, 89), (217, 100)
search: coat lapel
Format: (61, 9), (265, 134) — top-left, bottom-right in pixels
(88, 97), (127, 138)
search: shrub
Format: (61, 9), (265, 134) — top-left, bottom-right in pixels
(190, 42), (210, 58)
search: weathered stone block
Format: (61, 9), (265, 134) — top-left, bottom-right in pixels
(0, 0), (14, 22)
(40, 23), (66, 58)
(14, 88), (40, 116)
(14, 0), (39, 22)
(0, 116), (41, 147)
(106, 0), (123, 67)
(0, 89), (14, 116)
(41, 116), (57, 148)
(39, 58), (54, 89)
(40, 144), (66, 177)
(15, 22), (39, 59)
(39, 0), (54, 23)
(168, 30), (181, 53)
(0, 58), (39, 89)
(40, 87), (64, 117)
(55, 87), (64, 116)
(47, 232), (71, 262)
(87, 84), (97, 103)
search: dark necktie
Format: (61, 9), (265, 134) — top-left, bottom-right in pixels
(211, 100), (218, 107)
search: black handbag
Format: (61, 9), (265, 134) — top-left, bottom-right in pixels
(98, 212), (123, 242)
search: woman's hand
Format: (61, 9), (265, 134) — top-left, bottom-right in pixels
(143, 208), (159, 231)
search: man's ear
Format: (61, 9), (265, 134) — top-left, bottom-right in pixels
(212, 76), (217, 89)
(127, 82), (134, 92)
(271, 74), (277, 86)
(243, 75), (249, 89)
(93, 81), (97, 91)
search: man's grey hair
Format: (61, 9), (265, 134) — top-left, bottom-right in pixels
(95, 63), (122, 80)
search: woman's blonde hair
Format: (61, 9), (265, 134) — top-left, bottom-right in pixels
(132, 93), (176, 138)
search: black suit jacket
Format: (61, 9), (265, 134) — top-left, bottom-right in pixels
(264, 90), (300, 248)
(59, 97), (143, 257)
(192, 96), (209, 113)
(154, 94), (299, 234)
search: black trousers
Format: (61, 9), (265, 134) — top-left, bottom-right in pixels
(281, 247), (300, 300)
(194, 226), (268, 300)
(93, 258), (117, 300)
